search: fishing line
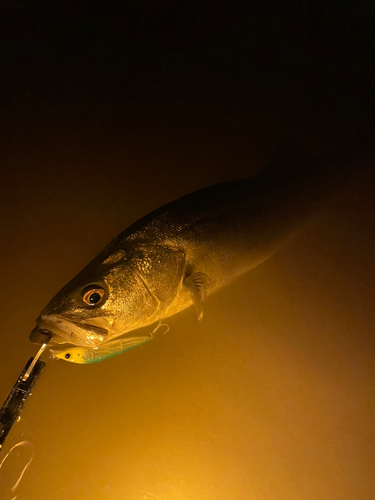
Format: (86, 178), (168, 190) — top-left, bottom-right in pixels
(22, 344), (48, 381)
(0, 440), (34, 496)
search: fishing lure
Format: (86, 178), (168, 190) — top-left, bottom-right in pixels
(49, 335), (152, 364)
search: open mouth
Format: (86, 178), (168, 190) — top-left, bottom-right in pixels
(30, 315), (109, 347)
(29, 326), (54, 345)
(68, 319), (108, 338)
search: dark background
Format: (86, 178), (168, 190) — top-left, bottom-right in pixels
(1, 1), (375, 152)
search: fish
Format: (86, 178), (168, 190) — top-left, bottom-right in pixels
(30, 140), (352, 363)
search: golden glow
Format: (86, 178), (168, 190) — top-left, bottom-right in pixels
(0, 119), (373, 500)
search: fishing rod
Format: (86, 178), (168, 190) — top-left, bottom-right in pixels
(0, 342), (49, 451)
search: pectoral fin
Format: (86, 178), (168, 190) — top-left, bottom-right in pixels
(183, 272), (210, 321)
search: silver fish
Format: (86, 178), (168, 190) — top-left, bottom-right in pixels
(30, 141), (349, 362)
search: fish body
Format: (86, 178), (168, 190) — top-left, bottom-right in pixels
(30, 142), (348, 361)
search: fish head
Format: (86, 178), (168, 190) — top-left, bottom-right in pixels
(31, 244), (185, 347)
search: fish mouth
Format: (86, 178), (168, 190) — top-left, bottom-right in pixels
(29, 326), (54, 345)
(30, 315), (110, 347)
(68, 319), (108, 337)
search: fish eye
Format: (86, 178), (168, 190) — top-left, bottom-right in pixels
(82, 286), (106, 307)
(65, 353), (71, 359)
